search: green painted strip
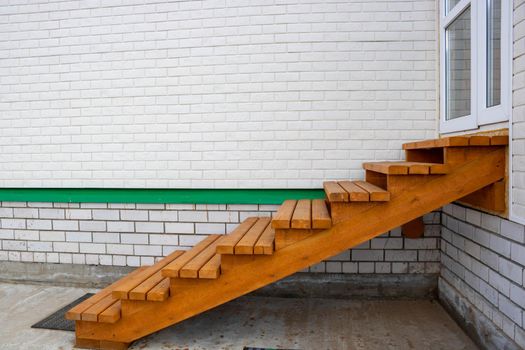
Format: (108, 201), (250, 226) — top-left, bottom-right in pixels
(0, 188), (325, 205)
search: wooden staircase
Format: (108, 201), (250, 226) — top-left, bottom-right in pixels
(66, 134), (508, 350)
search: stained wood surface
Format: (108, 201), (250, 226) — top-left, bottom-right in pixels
(113, 250), (185, 299)
(354, 181), (390, 201)
(66, 266), (148, 321)
(147, 278), (170, 301)
(363, 161), (448, 175)
(403, 134), (508, 150)
(401, 217), (425, 239)
(199, 254), (222, 279)
(216, 217), (258, 253)
(323, 181), (348, 202)
(271, 200), (297, 228)
(338, 181), (369, 201)
(323, 180), (390, 203)
(291, 199), (312, 229)
(311, 199), (332, 229)
(75, 149), (505, 346)
(180, 237), (222, 278)
(235, 217), (271, 254)
(98, 301), (121, 324)
(162, 235), (220, 277)
(253, 224), (275, 255)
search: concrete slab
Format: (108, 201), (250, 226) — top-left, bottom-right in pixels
(0, 282), (478, 350)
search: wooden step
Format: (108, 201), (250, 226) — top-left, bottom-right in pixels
(218, 217), (275, 255)
(323, 180), (390, 203)
(162, 235), (221, 278)
(363, 161), (448, 175)
(403, 134), (508, 150)
(112, 250), (185, 300)
(271, 199), (332, 229)
(66, 266), (149, 323)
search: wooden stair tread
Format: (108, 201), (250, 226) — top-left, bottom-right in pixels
(324, 180), (390, 203)
(323, 181), (348, 202)
(199, 254), (222, 279)
(271, 200), (297, 229)
(338, 181), (369, 201)
(162, 235), (220, 278)
(312, 199), (332, 229)
(353, 181), (390, 201)
(66, 266), (148, 322)
(253, 224), (275, 255)
(113, 250), (185, 299)
(147, 278), (170, 301)
(179, 236), (222, 278)
(291, 199), (311, 229)
(235, 217), (271, 254)
(129, 270), (166, 301)
(216, 217), (258, 253)
(363, 161), (449, 175)
(271, 199), (332, 230)
(403, 134), (508, 150)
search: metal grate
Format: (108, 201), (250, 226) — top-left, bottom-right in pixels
(31, 293), (94, 332)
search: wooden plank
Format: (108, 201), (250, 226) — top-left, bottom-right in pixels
(253, 224), (275, 255)
(235, 217), (271, 254)
(66, 266), (148, 321)
(147, 278), (170, 302)
(179, 236), (222, 278)
(291, 199), (312, 229)
(458, 180), (506, 212)
(98, 301), (121, 324)
(354, 181), (390, 201)
(438, 136), (470, 147)
(199, 254), (221, 279)
(403, 136), (469, 149)
(401, 217), (425, 238)
(113, 250), (185, 299)
(129, 271), (164, 301)
(311, 199), (331, 229)
(323, 181), (348, 202)
(363, 162), (408, 175)
(216, 217), (258, 253)
(490, 135), (508, 145)
(162, 235), (221, 278)
(271, 200), (297, 228)
(469, 136), (491, 146)
(338, 181), (369, 201)
(76, 149), (506, 345)
(81, 294), (116, 322)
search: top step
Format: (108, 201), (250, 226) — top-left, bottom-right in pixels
(402, 134), (508, 150)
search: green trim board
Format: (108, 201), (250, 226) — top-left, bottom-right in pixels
(0, 188), (325, 205)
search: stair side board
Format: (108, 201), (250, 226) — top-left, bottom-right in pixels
(75, 148), (505, 344)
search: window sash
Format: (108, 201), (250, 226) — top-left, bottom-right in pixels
(439, 0), (511, 133)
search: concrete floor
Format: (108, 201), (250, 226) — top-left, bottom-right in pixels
(0, 282), (479, 350)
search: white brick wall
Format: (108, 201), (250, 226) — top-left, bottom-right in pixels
(512, 0), (525, 220)
(0, 201), (441, 273)
(0, 0), (437, 188)
(441, 204), (525, 348)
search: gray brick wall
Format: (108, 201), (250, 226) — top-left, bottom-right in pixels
(441, 204), (525, 348)
(0, 201), (440, 274)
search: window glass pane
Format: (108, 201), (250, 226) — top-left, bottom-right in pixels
(487, 0), (501, 107)
(446, 7), (471, 120)
(446, 0), (462, 13)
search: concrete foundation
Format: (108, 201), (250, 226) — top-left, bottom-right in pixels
(0, 261), (437, 299)
(0, 282), (477, 350)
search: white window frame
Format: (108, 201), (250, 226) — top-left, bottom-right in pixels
(440, 0), (511, 133)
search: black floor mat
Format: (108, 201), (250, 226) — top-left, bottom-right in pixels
(31, 293), (94, 331)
